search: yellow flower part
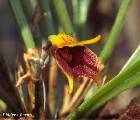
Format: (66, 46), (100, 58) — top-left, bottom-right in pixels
(48, 33), (101, 48)
(64, 72), (74, 95)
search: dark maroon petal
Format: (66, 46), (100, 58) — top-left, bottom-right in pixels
(52, 46), (99, 80)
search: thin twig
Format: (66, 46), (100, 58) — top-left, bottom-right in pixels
(68, 78), (90, 110)
(34, 80), (43, 119)
(60, 85), (71, 115)
(60, 78), (91, 116)
(48, 57), (58, 115)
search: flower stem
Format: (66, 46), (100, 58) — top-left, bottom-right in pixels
(99, 0), (132, 64)
(9, 0), (36, 50)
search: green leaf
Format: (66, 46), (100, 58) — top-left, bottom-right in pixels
(72, 0), (91, 38)
(38, 0), (56, 34)
(0, 99), (7, 112)
(99, 0), (132, 64)
(51, 0), (74, 34)
(9, 0), (36, 49)
(120, 45), (140, 73)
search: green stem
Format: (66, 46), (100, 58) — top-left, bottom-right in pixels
(9, 0), (36, 49)
(99, 0), (132, 64)
(21, 0), (33, 19)
(21, 0), (42, 46)
(51, 0), (74, 34)
(72, 0), (91, 39)
(38, 0), (56, 34)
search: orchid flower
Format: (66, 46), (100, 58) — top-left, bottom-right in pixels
(48, 33), (104, 94)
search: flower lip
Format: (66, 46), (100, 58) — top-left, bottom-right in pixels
(54, 46), (99, 80)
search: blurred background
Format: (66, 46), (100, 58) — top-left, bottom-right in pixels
(0, 0), (140, 119)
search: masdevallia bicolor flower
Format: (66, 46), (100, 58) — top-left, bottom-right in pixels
(48, 33), (104, 94)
